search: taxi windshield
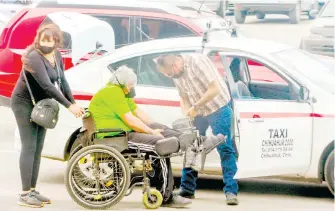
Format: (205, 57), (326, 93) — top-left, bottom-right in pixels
(319, 0), (334, 18)
(272, 48), (335, 94)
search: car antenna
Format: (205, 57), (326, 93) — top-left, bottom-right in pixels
(202, 21), (212, 52)
(198, 0), (205, 14)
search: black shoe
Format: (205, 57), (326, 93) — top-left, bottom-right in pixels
(173, 189), (195, 199)
(162, 194), (192, 208)
(226, 193), (239, 205)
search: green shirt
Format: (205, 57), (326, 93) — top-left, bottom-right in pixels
(88, 84), (137, 138)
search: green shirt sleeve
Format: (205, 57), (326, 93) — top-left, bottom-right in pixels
(128, 98), (138, 112)
(101, 87), (131, 117)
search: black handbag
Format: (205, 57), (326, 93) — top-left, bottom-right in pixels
(22, 55), (62, 129)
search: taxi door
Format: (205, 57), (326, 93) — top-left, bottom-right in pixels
(217, 52), (313, 179)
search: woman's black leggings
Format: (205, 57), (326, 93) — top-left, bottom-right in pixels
(11, 96), (46, 191)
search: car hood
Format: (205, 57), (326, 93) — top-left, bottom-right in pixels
(310, 53), (335, 70)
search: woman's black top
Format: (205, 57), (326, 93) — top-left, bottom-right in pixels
(12, 49), (75, 108)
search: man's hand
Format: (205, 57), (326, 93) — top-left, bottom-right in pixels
(186, 106), (198, 118)
(151, 129), (164, 138)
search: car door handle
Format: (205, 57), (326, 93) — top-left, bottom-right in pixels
(248, 118), (264, 123)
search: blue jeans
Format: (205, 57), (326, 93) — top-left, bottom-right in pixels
(180, 102), (238, 195)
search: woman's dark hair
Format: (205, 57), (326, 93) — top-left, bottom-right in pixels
(21, 23), (63, 72)
(230, 58), (242, 83)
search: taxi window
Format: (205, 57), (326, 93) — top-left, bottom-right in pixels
(138, 50), (196, 87)
(135, 18), (195, 42)
(91, 15), (133, 49)
(247, 59), (288, 85)
(208, 52), (230, 77)
(138, 53), (175, 87)
(244, 59), (299, 101)
(109, 57), (139, 74)
(109, 50), (197, 88)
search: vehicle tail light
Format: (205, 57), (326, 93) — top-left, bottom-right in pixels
(0, 28), (9, 48)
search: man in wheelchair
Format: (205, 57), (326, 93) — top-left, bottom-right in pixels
(87, 66), (225, 208)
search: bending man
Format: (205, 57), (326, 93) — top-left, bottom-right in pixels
(156, 53), (239, 205)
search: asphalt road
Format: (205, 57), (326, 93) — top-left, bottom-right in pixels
(0, 14), (334, 210)
(233, 14), (314, 47)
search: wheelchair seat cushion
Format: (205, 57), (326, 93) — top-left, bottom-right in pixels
(155, 137), (180, 156)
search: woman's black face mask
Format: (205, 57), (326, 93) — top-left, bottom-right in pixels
(125, 87), (136, 98)
(39, 46), (55, 54)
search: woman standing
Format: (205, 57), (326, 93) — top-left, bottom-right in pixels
(11, 23), (85, 208)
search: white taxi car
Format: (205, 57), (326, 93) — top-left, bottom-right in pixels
(14, 34), (335, 194)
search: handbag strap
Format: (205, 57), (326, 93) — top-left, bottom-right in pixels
(54, 54), (62, 90)
(22, 69), (36, 105)
(22, 52), (62, 106)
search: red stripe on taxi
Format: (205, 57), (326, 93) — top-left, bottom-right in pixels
(72, 92), (334, 118)
(240, 112), (334, 118)
(73, 92), (180, 107)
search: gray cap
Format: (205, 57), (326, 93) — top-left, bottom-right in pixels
(109, 65), (137, 86)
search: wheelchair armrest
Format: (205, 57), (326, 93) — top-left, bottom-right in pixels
(96, 128), (126, 133)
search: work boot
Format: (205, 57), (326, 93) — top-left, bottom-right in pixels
(31, 190), (51, 204)
(226, 192), (239, 205)
(203, 134), (226, 154)
(174, 188), (195, 199)
(18, 192), (44, 208)
(162, 194), (192, 208)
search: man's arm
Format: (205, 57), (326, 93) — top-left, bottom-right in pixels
(120, 112), (155, 134)
(133, 108), (154, 125)
(175, 82), (192, 115)
(180, 91), (192, 115)
(194, 80), (220, 108)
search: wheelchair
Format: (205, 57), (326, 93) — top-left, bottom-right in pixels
(65, 111), (209, 210)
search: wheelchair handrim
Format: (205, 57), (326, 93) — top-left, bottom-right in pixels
(67, 147), (129, 208)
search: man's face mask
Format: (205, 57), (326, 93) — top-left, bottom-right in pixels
(125, 87), (136, 98)
(164, 64), (184, 79)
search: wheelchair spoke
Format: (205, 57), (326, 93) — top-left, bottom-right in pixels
(67, 146), (129, 208)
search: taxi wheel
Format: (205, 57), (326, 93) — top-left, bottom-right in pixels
(70, 136), (83, 158)
(234, 9), (246, 24)
(256, 13), (265, 19)
(324, 150), (334, 195)
(142, 189), (163, 209)
(289, 4), (300, 24)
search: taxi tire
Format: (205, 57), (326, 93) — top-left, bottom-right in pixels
(69, 136), (83, 159)
(234, 9), (246, 24)
(289, 4), (300, 24)
(324, 150), (334, 195)
(256, 13), (265, 19)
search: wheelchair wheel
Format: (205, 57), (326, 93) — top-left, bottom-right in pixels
(65, 145), (130, 210)
(142, 189), (163, 209)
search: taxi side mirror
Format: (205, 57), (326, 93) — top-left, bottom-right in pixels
(300, 86), (310, 101)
